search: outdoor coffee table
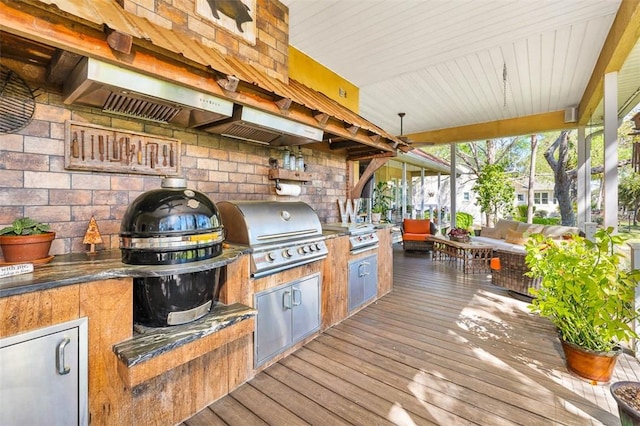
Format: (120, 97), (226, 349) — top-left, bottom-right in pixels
(430, 235), (493, 274)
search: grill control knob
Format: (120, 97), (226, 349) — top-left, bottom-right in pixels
(309, 244), (316, 252)
(266, 252), (277, 262)
(299, 246), (310, 254)
(283, 249), (293, 258)
(315, 243), (323, 250)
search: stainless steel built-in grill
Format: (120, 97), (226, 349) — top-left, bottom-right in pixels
(322, 222), (379, 254)
(217, 201), (328, 278)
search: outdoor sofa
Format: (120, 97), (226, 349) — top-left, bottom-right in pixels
(474, 219), (579, 297)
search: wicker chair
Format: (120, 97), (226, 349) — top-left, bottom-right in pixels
(491, 249), (542, 298)
(401, 219), (437, 252)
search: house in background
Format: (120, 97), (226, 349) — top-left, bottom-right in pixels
(513, 177), (559, 218)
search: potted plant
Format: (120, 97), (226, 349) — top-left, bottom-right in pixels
(371, 181), (392, 223)
(448, 227), (470, 242)
(0, 217), (55, 263)
(610, 381), (640, 425)
(524, 227), (640, 383)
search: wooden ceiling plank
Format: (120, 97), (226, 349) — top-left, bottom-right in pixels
(578, 0), (640, 125)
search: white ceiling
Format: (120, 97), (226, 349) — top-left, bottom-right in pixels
(282, 0), (639, 140)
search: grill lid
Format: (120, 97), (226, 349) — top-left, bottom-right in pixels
(217, 200), (323, 247)
(120, 178), (224, 264)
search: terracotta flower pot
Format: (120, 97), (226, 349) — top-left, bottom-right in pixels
(610, 381), (640, 426)
(561, 339), (621, 383)
(0, 232), (55, 262)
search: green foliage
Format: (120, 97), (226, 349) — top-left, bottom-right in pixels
(471, 164), (515, 220)
(372, 181), (393, 214)
(0, 217), (50, 236)
(525, 228), (640, 352)
(619, 171), (640, 211)
(455, 212), (474, 230)
(516, 204), (529, 218)
(531, 217), (561, 225)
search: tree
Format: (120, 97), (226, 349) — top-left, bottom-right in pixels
(619, 172), (640, 225)
(472, 164), (515, 225)
(544, 131), (575, 226)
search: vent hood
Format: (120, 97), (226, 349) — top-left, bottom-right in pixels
(63, 57), (233, 127)
(202, 104), (324, 146)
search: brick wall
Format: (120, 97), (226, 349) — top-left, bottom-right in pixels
(0, 92), (348, 258)
(118, 0), (289, 82)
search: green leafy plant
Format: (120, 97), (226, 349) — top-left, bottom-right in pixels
(0, 217), (51, 236)
(455, 212), (474, 231)
(525, 227), (640, 352)
(372, 181), (393, 215)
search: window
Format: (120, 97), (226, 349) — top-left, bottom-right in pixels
(463, 192), (470, 201)
(517, 194), (524, 202)
(534, 192), (549, 205)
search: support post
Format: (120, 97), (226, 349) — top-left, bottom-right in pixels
(603, 72), (618, 233)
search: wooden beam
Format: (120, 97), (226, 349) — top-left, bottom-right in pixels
(105, 28), (133, 54)
(349, 157), (390, 198)
(578, 0), (640, 125)
(406, 110), (573, 145)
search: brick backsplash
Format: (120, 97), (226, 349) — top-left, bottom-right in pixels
(0, 96), (348, 257)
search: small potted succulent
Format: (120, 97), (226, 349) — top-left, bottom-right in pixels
(448, 227), (470, 242)
(0, 217), (55, 263)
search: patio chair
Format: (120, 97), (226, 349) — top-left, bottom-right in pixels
(401, 219), (436, 252)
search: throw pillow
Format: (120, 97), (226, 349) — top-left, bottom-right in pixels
(480, 226), (501, 239)
(504, 228), (527, 245)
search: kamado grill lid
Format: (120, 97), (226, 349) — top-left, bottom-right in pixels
(120, 178), (224, 265)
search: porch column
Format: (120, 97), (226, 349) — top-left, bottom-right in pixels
(576, 125), (591, 231)
(450, 143), (457, 228)
(603, 71), (618, 233)
(420, 167), (425, 218)
(402, 162), (407, 219)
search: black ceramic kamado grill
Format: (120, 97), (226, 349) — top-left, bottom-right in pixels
(217, 200), (328, 278)
(120, 177), (225, 327)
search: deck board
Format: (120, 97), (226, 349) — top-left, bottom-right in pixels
(182, 246), (639, 425)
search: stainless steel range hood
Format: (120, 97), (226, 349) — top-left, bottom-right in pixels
(63, 57), (233, 127)
(202, 104), (324, 146)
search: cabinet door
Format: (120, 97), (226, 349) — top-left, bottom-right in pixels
(0, 318), (88, 426)
(348, 259), (365, 312)
(255, 285), (293, 367)
(292, 274), (321, 342)
(363, 255), (378, 303)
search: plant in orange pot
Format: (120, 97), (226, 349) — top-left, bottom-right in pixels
(0, 217), (55, 263)
(525, 227), (640, 383)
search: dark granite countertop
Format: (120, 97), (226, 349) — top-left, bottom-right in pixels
(113, 302), (256, 368)
(0, 245), (250, 298)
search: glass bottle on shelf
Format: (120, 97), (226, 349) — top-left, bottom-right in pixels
(282, 146), (290, 170)
(296, 146), (304, 171)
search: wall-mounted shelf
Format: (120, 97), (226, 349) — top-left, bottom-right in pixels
(268, 168), (312, 183)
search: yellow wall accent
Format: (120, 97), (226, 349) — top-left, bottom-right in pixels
(289, 47), (359, 113)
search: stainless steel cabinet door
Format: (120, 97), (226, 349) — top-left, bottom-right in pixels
(348, 254), (378, 312)
(255, 273), (321, 367)
(0, 318), (88, 426)
(291, 274), (320, 343)
(255, 285), (293, 366)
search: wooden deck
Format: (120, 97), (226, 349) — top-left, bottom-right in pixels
(182, 246), (640, 425)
